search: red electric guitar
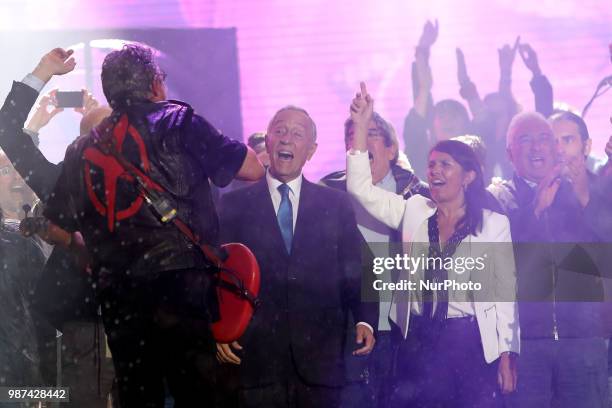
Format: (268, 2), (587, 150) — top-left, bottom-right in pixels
(21, 215), (261, 343)
(211, 243), (261, 343)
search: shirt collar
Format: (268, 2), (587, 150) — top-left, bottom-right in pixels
(266, 169), (303, 196)
(376, 169), (396, 189)
(518, 176), (538, 189)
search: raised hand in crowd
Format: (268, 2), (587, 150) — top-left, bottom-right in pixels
(518, 42), (542, 77)
(349, 81), (374, 152)
(518, 41), (554, 117)
(456, 48), (470, 87)
(32, 48), (76, 83)
(75, 90), (100, 116)
(412, 20), (437, 118)
(25, 88), (99, 138)
(405, 19), (441, 179)
(417, 19), (439, 51)
(414, 48), (433, 118)
(498, 36), (520, 95)
(456, 48), (484, 118)
(25, 90), (63, 133)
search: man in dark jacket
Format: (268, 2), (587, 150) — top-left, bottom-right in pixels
(29, 46), (263, 407)
(489, 111), (612, 408)
(0, 206), (46, 392)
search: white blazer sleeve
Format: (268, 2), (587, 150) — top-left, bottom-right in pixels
(346, 150), (407, 230)
(491, 213), (520, 355)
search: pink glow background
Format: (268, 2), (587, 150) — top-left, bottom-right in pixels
(1, 0), (610, 180)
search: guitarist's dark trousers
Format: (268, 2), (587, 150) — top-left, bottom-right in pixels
(99, 268), (217, 408)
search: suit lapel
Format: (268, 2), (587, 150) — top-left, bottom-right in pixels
(251, 178), (290, 258)
(291, 178), (317, 258)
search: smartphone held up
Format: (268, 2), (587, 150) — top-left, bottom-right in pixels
(55, 90), (84, 108)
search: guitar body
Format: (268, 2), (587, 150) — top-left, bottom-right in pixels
(211, 242), (261, 343)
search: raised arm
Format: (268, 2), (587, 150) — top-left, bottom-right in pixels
(519, 42), (554, 118)
(413, 20), (437, 118)
(404, 21), (438, 178)
(456, 47), (484, 119)
(347, 82), (407, 229)
(0, 48), (76, 202)
(498, 36), (520, 99)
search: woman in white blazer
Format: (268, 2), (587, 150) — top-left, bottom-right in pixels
(346, 83), (519, 407)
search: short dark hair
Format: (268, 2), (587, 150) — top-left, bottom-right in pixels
(344, 112), (399, 164)
(550, 110), (590, 142)
(430, 140), (493, 235)
(101, 44), (164, 109)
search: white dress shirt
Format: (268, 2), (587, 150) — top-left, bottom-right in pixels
(266, 170), (302, 232)
(22, 73), (46, 93)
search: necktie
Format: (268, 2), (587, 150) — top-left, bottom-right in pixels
(277, 184), (293, 253)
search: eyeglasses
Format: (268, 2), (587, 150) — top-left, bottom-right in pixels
(347, 128), (384, 138)
(367, 128), (385, 138)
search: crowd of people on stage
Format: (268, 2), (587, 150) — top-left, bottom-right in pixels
(0, 19), (611, 408)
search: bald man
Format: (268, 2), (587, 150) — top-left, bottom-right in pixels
(488, 111), (611, 408)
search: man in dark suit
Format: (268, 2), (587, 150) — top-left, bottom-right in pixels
(217, 106), (377, 407)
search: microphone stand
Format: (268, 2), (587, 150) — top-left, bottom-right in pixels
(582, 75), (612, 118)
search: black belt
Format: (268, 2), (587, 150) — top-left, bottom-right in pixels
(410, 314), (477, 327)
(444, 315), (477, 324)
